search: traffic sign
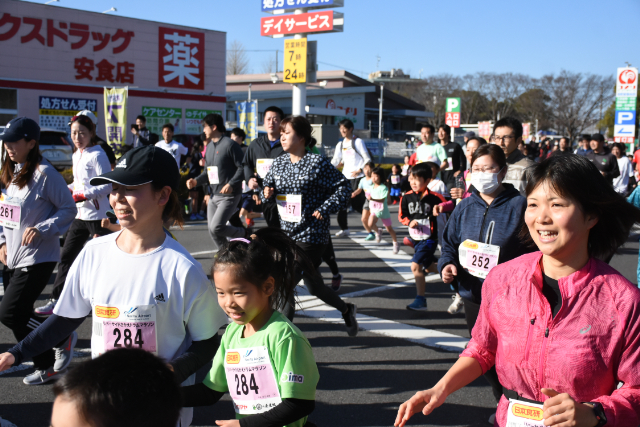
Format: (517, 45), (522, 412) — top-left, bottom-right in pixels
(615, 111), (636, 126)
(261, 0), (344, 13)
(261, 11), (344, 37)
(614, 125), (635, 138)
(616, 67), (638, 97)
(446, 98), (461, 113)
(284, 38), (307, 84)
(445, 112), (461, 128)
(445, 98), (461, 128)
(616, 97), (637, 111)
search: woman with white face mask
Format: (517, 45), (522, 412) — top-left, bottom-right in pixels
(435, 144), (533, 414)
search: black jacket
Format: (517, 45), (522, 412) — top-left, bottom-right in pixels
(586, 151), (620, 183)
(242, 134), (285, 186)
(194, 136), (244, 196)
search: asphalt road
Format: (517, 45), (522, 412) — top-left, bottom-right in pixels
(1, 207), (638, 427)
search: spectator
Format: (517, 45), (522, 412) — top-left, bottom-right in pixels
(491, 117), (534, 195)
(551, 137), (572, 156)
(438, 124), (466, 195)
(612, 143), (633, 195)
(155, 123), (188, 168)
(574, 134), (593, 156)
(130, 115), (151, 148)
(462, 131), (476, 154)
(586, 133), (620, 185)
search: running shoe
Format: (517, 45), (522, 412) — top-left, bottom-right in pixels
(488, 413), (496, 424)
(23, 366), (65, 385)
(364, 232), (375, 241)
(34, 298), (57, 316)
(331, 274), (343, 291)
(195, 213), (205, 220)
(335, 229), (350, 238)
(53, 331), (77, 372)
(342, 303), (358, 337)
(406, 296), (427, 311)
(403, 237), (414, 248)
(189, 213), (197, 221)
(375, 228), (383, 243)
(245, 217), (255, 227)
(392, 242), (400, 254)
(447, 294), (464, 315)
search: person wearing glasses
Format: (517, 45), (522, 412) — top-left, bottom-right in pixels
(436, 144), (531, 424)
(491, 117), (534, 196)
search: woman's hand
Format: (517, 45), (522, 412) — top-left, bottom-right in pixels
(263, 187), (275, 199)
(395, 386), (447, 427)
(0, 243), (6, 265)
(541, 388), (599, 427)
(215, 420), (240, 427)
(313, 211), (324, 220)
(21, 227), (41, 246)
(0, 352), (15, 371)
(450, 188), (465, 200)
(441, 264), (457, 284)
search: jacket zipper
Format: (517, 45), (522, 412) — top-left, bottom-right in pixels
(478, 204), (490, 242)
(524, 317), (536, 362)
(539, 327), (549, 390)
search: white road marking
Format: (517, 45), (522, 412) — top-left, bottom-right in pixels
(189, 250), (216, 257)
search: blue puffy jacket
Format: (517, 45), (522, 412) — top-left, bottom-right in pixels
(437, 183), (533, 304)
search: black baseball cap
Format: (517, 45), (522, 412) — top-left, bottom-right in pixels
(1, 117), (40, 142)
(90, 145), (180, 191)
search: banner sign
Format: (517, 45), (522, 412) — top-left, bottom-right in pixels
(185, 109), (221, 135)
(141, 106), (182, 135)
(103, 87), (128, 157)
(39, 96), (97, 134)
(261, 0), (337, 12)
(236, 101), (258, 143)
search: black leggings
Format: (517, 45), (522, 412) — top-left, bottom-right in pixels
(52, 219), (110, 300)
(337, 178), (363, 230)
(0, 262), (57, 370)
(322, 237), (339, 276)
(281, 241), (347, 321)
(463, 298), (503, 403)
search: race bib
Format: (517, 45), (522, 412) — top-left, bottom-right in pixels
(370, 200), (384, 213)
(0, 194), (21, 229)
(276, 194), (302, 223)
(506, 399), (544, 427)
(408, 218), (431, 241)
(458, 239), (500, 279)
(445, 157), (453, 171)
(256, 159), (274, 179)
(207, 166), (219, 184)
(224, 346), (282, 415)
(94, 304), (158, 356)
(391, 175), (400, 185)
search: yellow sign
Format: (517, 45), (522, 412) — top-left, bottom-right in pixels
(103, 87), (128, 158)
(284, 38), (307, 84)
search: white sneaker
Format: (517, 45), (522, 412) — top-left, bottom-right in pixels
(375, 228), (382, 243)
(447, 294), (464, 314)
(34, 298), (57, 316)
(53, 331), (77, 371)
(335, 229), (350, 238)
(392, 242), (400, 254)
(23, 366), (65, 385)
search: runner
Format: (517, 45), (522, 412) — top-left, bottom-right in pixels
(242, 106), (286, 229)
(186, 113), (248, 248)
(387, 164), (402, 205)
(492, 117), (534, 196)
(51, 349), (181, 427)
(0, 146), (228, 426)
(398, 163), (446, 311)
(36, 114), (113, 317)
(586, 134), (620, 186)
(437, 124), (466, 195)
(262, 116), (358, 335)
(395, 154), (640, 427)
(155, 123), (188, 168)
(0, 117), (76, 384)
(331, 119), (371, 238)
(181, 228), (319, 427)
(611, 142), (633, 195)
(437, 144), (530, 422)
(352, 161), (375, 241)
(368, 167), (399, 253)
(415, 125), (448, 170)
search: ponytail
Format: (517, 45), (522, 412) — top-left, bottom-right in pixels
(213, 228), (315, 310)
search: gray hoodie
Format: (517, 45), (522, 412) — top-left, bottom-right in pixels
(0, 159), (77, 269)
(194, 136), (244, 197)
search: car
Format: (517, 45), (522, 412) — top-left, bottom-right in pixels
(0, 126), (73, 171)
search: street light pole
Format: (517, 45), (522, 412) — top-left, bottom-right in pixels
(378, 83), (384, 140)
(291, 9), (307, 117)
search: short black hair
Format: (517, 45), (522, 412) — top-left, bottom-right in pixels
(162, 123), (174, 132)
(467, 136), (488, 147)
(202, 113), (226, 133)
(53, 348), (181, 427)
(135, 115), (146, 123)
(579, 134), (591, 142)
(438, 124), (451, 136)
(590, 133), (605, 144)
(264, 106), (284, 120)
(493, 116), (523, 140)
(522, 155), (640, 260)
(371, 166), (386, 181)
(421, 124), (435, 133)
(423, 161), (440, 173)
(471, 143), (507, 170)
(339, 119), (354, 130)
(612, 142), (626, 153)
(230, 127), (246, 141)
(410, 162), (433, 181)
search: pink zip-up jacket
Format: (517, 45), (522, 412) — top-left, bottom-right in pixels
(461, 252), (640, 426)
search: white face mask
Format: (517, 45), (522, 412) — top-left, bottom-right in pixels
(470, 168), (504, 194)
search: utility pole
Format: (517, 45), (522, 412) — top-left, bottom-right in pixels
(378, 83), (384, 140)
(291, 9), (307, 117)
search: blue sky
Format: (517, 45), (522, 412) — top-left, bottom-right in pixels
(25, 0), (640, 79)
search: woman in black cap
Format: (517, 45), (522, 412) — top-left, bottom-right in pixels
(0, 146), (227, 427)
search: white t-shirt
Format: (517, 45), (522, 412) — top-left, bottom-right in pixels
(428, 178), (447, 195)
(155, 140), (188, 167)
(54, 231), (227, 427)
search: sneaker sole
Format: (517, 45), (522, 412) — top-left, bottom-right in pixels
(34, 309), (54, 316)
(406, 305), (428, 311)
(23, 371), (64, 385)
(54, 332), (77, 372)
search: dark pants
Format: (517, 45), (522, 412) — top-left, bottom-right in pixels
(337, 178), (363, 230)
(52, 219), (110, 300)
(281, 241), (347, 321)
(463, 298), (503, 403)
(0, 262), (56, 370)
(322, 237), (339, 276)
(262, 199), (281, 229)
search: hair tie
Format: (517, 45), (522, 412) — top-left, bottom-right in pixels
(230, 238), (251, 244)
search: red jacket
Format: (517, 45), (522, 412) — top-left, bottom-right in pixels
(461, 252), (640, 426)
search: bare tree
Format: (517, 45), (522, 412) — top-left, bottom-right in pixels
(227, 40), (250, 75)
(260, 56), (277, 74)
(540, 70), (614, 140)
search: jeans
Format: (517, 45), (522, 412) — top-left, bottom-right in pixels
(208, 195), (245, 250)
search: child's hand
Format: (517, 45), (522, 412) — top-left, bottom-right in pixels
(409, 220), (419, 229)
(433, 205), (443, 216)
(366, 194), (371, 200)
(263, 187), (275, 199)
(215, 420), (240, 427)
(312, 211), (324, 220)
(441, 264), (457, 284)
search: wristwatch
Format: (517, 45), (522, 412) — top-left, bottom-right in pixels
(584, 402), (607, 427)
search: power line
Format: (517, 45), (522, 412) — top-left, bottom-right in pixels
(317, 60), (368, 78)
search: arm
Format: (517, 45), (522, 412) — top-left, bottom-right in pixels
(398, 195), (411, 226)
(439, 199), (455, 213)
(82, 154), (112, 199)
(437, 209), (462, 274)
(181, 383), (224, 407)
(606, 155), (621, 180)
(242, 144), (258, 184)
(169, 334), (219, 384)
(330, 141), (343, 167)
(228, 143), (246, 187)
(315, 159), (351, 218)
(260, 167), (276, 203)
(240, 399), (315, 427)
(354, 138), (372, 164)
(33, 170), (77, 239)
(138, 129), (150, 146)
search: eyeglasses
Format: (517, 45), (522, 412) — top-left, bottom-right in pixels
(471, 166), (501, 173)
(492, 135), (516, 143)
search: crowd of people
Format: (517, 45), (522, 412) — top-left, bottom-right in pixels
(0, 108), (639, 427)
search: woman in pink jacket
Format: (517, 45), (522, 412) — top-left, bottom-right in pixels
(396, 154), (640, 427)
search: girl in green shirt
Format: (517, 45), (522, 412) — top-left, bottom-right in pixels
(367, 167), (399, 253)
